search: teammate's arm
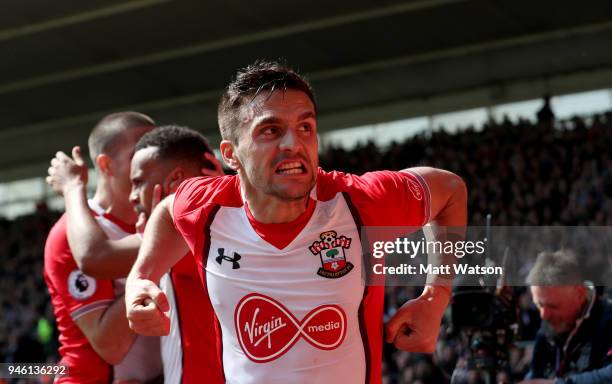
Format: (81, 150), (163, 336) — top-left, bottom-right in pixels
(47, 146), (141, 279)
(386, 167), (467, 353)
(74, 296), (136, 365)
(125, 194), (188, 336)
(64, 181), (141, 278)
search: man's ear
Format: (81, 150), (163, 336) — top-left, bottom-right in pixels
(220, 140), (241, 170)
(574, 285), (587, 301)
(165, 166), (185, 194)
(96, 154), (113, 176)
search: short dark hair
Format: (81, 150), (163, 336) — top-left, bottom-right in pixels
(135, 125), (214, 170)
(88, 111), (155, 164)
(217, 59), (317, 142)
(526, 250), (583, 286)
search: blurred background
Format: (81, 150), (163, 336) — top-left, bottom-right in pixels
(1, 1), (612, 382)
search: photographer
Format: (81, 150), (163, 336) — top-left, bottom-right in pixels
(520, 251), (612, 384)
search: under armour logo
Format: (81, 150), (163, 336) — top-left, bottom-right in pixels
(216, 248), (241, 269)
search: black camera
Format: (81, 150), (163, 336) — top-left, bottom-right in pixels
(449, 283), (519, 384)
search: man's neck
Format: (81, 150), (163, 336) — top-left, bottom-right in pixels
(92, 180), (111, 211)
(241, 181), (309, 224)
(93, 180), (132, 224)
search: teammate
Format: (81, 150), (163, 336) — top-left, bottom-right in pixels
(126, 61), (467, 383)
(47, 125), (224, 384)
(44, 112), (160, 382)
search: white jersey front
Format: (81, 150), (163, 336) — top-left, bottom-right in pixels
(160, 273), (182, 384)
(173, 169), (430, 384)
(208, 195), (364, 383)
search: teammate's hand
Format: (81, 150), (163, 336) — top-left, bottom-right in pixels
(135, 184), (162, 234)
(385, 285), (450, 353)
(46, 146), (88, 195)
(201, 152), (224, 176)
(125, 278), (170, 336)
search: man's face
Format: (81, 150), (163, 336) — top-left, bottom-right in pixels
(129, 146), (169, 217)
(530, 285), (586, 334)
(107, 126), (153, 224)
(232, 88), (318, 201)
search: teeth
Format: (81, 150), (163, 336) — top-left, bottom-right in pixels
(277, 161), (302, 171)
(278, 168), (302, 175)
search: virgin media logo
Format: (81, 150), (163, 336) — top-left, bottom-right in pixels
(234, 293), (347, 363)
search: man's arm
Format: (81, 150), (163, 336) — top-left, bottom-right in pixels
(74, 296), (136, 365)
(560, 365), (612, 384)
(412, 166), (468, 285)
(411, 166), (467, 226)
(386, 167), (467, 353)
(520, 364), (612, 384)
(47, 147), (141, 279)
(64, 183), (141, 278)
(125, 194), (189, 336)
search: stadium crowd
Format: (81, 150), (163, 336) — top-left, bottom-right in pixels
(0, 204), (60, 367)
(322, 112), (612, 226)
(1, 109), (611, 383)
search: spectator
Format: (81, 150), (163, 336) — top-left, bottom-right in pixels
(520, 250), (612, 383)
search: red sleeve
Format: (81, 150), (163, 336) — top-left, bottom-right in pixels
(44, 217), (115, 320)
(320, 169), (430, 226)
(173, 175), (240, 258)
(173, 177), (207, 257)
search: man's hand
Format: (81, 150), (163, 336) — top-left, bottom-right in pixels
(135, 185), (162, 234)
(125, 278), (171, 336)
(201, 152), (224, 176)
(46, 146), (88, 195)
(385, 286), (450, 353)
(518, 380), (554, 384)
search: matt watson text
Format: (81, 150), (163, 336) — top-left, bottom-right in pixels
(372, 263), (503, 276)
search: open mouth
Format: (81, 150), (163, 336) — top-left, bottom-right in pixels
(275, 161), (306, 175)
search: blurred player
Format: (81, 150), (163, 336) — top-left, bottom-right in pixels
(126, 61), (467, 384)
(44, 112), (160, 382)
(47, 125), (224, 384)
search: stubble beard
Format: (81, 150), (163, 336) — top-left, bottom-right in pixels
(258, 171), (316, 202)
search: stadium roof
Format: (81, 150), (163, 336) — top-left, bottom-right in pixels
(2, 0), (612, 181)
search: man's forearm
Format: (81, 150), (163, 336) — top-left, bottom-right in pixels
(98, 296), (136, 362)
(79, 296), (136, 365)
(64, 184), (138, 278)
(422, 224), (458, 290)
(128, 196), (187, 283)
(560, 364), (612, 384)
(125, 197), (185, 337)
(411, 167), (468, 289)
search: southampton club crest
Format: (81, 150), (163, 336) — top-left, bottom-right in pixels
(309, 230), (354, 278)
